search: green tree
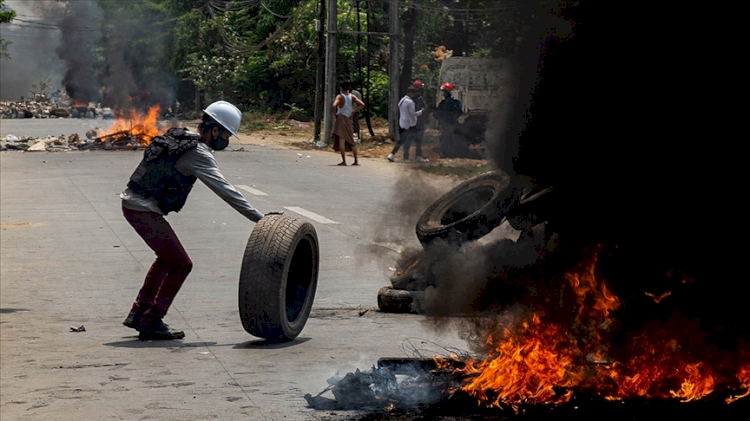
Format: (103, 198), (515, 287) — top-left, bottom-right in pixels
(0, 0), (17, 59)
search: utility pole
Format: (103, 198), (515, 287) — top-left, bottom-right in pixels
(323, 0), (337, 144)
(313, 0), (326, 141)
(388, 0), (399, 140)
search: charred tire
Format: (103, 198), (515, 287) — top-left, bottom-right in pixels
(416, 170), (512, 246)
(377, 286), (425, 314)
(239, 215), (319, 342)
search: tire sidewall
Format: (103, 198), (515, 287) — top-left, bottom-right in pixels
(416, 171), (511, 245)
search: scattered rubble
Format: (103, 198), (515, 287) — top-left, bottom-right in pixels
(0, 130), (136, 152)
(1, 91), (114, 121)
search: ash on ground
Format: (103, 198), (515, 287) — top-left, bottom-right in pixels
(305, 359), (460, 412)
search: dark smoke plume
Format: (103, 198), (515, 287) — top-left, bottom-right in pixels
(380, 0), (747, 357)
(55, 1), (102, 104)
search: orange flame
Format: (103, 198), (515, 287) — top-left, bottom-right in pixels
(645, 291), (672, 304)
(726, 361), (750, 403)
(442, 244), (749, 408)
(458, 314), (582, 409)
(104, 105), (161, 145)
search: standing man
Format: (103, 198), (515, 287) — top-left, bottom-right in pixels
(434, 82), (462, 158)
(332, 81), (365, 166)
(121, 100), (282, 340)
(387, 86), (424, 162)
(411, 80), (429, 162)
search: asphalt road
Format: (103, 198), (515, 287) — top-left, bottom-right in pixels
(0, 119), (466, 420)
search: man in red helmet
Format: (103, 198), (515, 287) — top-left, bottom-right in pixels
(435, 82), (463, 158)
(410, 80), (429, 162)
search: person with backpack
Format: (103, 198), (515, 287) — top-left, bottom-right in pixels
(435, 82), (463, 158)
(120, 100), (282, 340)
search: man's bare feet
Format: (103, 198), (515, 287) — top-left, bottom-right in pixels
(352, 162), (360, 166)
(337, 162), (347, 166)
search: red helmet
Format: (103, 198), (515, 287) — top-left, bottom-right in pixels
(412, 80), (424, 89)
(440, 82), (454, 92)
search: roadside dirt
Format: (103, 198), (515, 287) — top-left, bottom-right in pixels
(183, 119), (492, 178)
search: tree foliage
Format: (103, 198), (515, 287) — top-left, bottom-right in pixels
(0, 0), (17, 59)
(20, 0), (569, 116)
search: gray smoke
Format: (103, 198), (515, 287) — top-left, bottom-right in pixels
(0, 0), (66, 100)
(1, 0), (176, 109)
(55, 0), (102, 104)
(97, 5), (176, 110)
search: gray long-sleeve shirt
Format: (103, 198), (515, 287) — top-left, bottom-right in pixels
(121, 142), (264, 222)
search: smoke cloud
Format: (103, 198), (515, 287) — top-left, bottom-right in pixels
(0, 0), (66, 100)
(55, 1), (102, 104)
(1, 0), (176, 109)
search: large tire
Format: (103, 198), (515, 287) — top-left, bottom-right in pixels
(239, 215), (319, 341)
(416, 170), (512, 246)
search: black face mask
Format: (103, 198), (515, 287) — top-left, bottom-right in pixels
(212, 127), (229, 151)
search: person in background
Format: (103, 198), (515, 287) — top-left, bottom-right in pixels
(331, 81), (365, 166)
(434, 82), (462, 158)
(387, 86), (424, 162)
(410, 80), (429, 162)
(350, 86), (363, 140)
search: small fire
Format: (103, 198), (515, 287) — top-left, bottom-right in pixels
(436, 244), (750, 408)
(103, 105), (161, 145)
(645, 291), (671, 303)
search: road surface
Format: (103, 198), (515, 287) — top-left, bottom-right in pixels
(0, 119), (467, 421)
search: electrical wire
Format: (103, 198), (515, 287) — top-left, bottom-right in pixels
(260, 2), (291, 18)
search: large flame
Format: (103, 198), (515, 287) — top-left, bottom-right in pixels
(436, 245), (750, 408)
(103, 105), (161, 145)
(458, 314), (581, 409)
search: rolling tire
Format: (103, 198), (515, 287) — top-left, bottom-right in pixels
(239, 215), (319, 342)
(416, 170), (512, 246)
(377, 286), (425, 314)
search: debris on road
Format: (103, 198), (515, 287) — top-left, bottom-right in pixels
(304, 358), (459, 411)
(69, 325), (86, 332)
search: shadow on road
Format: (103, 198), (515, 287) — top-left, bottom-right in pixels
(0, 308), (30, 314)
(103, 338), (219, 348)
(232, 337), (311, 349)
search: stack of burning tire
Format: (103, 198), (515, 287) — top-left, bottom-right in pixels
(377, 170), (553, 314)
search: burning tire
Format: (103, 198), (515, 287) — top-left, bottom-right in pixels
(416, 170), (512, 246)
(239, 215), (319, 342)
(377, 286), (425, 314)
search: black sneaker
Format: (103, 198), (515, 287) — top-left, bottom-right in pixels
(138, 320), (185, 340)
(123, 311), (142, 330)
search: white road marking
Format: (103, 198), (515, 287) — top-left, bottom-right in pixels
(283, 207), (339, 224)
(237, 185), (268, 196)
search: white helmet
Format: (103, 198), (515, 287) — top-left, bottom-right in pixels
(202, 101), (242, 138)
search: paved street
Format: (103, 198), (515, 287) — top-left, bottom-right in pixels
(0, 120), (466, 420)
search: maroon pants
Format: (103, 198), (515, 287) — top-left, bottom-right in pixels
(122, 205), (193, 323)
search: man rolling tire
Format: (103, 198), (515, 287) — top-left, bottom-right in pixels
(120, 100), (283, 340)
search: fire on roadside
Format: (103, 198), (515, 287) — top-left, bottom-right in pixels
(434, 244), (750, 409)
(102, 105), (161, 145)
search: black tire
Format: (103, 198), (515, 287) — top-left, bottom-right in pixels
(239, 215), (319, 341)
(377, 286), (425, 314)
(416, 170), (512, 246)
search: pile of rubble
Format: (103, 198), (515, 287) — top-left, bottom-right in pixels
(1, 92), (114, 120)
(0, 129), (142, 152)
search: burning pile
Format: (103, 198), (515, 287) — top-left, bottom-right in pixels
(84, 105), (161, 149)
(435, 245), (750, 410)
